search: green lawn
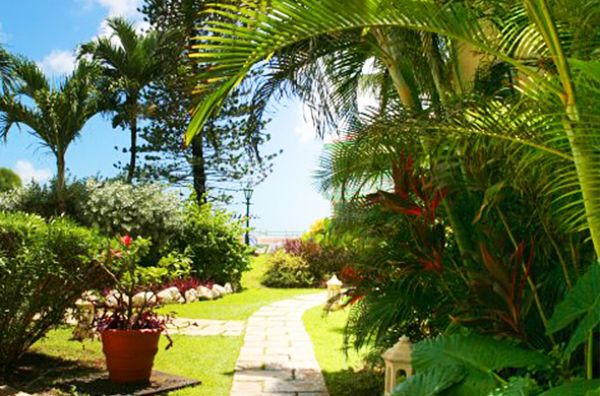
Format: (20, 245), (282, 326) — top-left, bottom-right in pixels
(19, 256), (321, 395)
(27, 328), (242, 396)
(303, 306), (384, 396)
(158, 255), (317, 320)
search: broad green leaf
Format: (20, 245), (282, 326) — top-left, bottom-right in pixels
(488, 377), (536, 396)
(540, 380), (600, 396)
(546, 264), (600, 354)
(412, 334), (548, 373)
(392, 365), (466, 396)
(410, 334), (547, 396)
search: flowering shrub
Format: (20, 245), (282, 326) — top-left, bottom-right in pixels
(94, 236), (171, 335)
(0, 212), (109, 376)
(83, 180), (183, 261)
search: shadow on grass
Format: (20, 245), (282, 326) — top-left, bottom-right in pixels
(322, 368), (384, 396)
(8, 352), (103, 394)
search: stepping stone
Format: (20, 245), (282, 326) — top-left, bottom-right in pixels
(230, 293), (329, 396)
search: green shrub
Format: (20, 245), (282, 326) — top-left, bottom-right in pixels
(283, 238), (350, 285)
(170, 201), (250, 286)
(261, 250), (315, 288)
(0, 168), (21, 192)
(0, 179), (89, 223)
(83, 180), (183, 263)
(0, 212), (109, 376)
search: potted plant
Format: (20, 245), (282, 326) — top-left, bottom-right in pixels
(95, 235), (172, 384)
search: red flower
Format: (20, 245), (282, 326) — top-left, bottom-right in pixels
(120, 235), (133, 248)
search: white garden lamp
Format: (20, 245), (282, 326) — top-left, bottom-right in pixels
(326, 274), (343, 303)
(382, 336), (413, 395)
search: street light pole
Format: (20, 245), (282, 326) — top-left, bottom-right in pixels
(243, 186), (254, 245)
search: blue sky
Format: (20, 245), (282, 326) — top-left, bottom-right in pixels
(0, 0), (332, 233)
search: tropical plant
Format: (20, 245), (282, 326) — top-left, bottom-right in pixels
(187, 0), (600, 394)
(80, 17), (171, 183)
(0, 59), (100, 209)
(0, 168), (20, 192)
(183, 0), (600, 260)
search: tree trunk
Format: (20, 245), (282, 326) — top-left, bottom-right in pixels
(127, 115), (137, 183)
(372, 27), (476, 258)
(56, 152), (66, 214)
(191, 134), (208, 205)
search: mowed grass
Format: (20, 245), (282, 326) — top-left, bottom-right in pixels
(28, 328), (242, 396)
(303, 306), (384, 396)
(23, 255), (321, 395)
(158, 255), (319, 320)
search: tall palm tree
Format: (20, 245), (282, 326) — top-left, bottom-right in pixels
(80, 17), (170, 183)
(0, 59), (100, 208)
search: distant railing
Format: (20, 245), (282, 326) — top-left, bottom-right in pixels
(253, 230), (303, 238)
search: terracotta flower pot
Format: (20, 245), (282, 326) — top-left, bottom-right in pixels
(100, 328), (162, 384)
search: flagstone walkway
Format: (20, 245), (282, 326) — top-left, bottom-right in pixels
(230, 293), (329, 396)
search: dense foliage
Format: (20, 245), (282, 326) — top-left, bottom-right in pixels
(0, 168), (20, 192)
(184, 0), (600, 393)
(282, 238), (350, 286)
(169, 200), (251, 286)
(262, 250), (315, 288)
(0, 179), (89, 224)
(0, 212), (108, 377)
(83, 180), (182, 250)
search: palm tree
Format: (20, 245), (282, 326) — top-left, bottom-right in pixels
(0, 59), (100, 208)
(184, 0), (600, 258)
(80, 17), (170, 183)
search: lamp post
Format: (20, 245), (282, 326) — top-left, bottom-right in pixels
(243, 186), (254, 245)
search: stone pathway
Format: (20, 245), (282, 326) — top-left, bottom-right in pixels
(230, 293), (329, 396)
(167, 318), (244, 336)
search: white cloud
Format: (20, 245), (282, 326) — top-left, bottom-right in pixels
(37, 50), (76, 76)
(294, 104), (316, 144)
(14, 160), (52, 184)
(96, 0), (142, 18)
(93, 0), (148, 42)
